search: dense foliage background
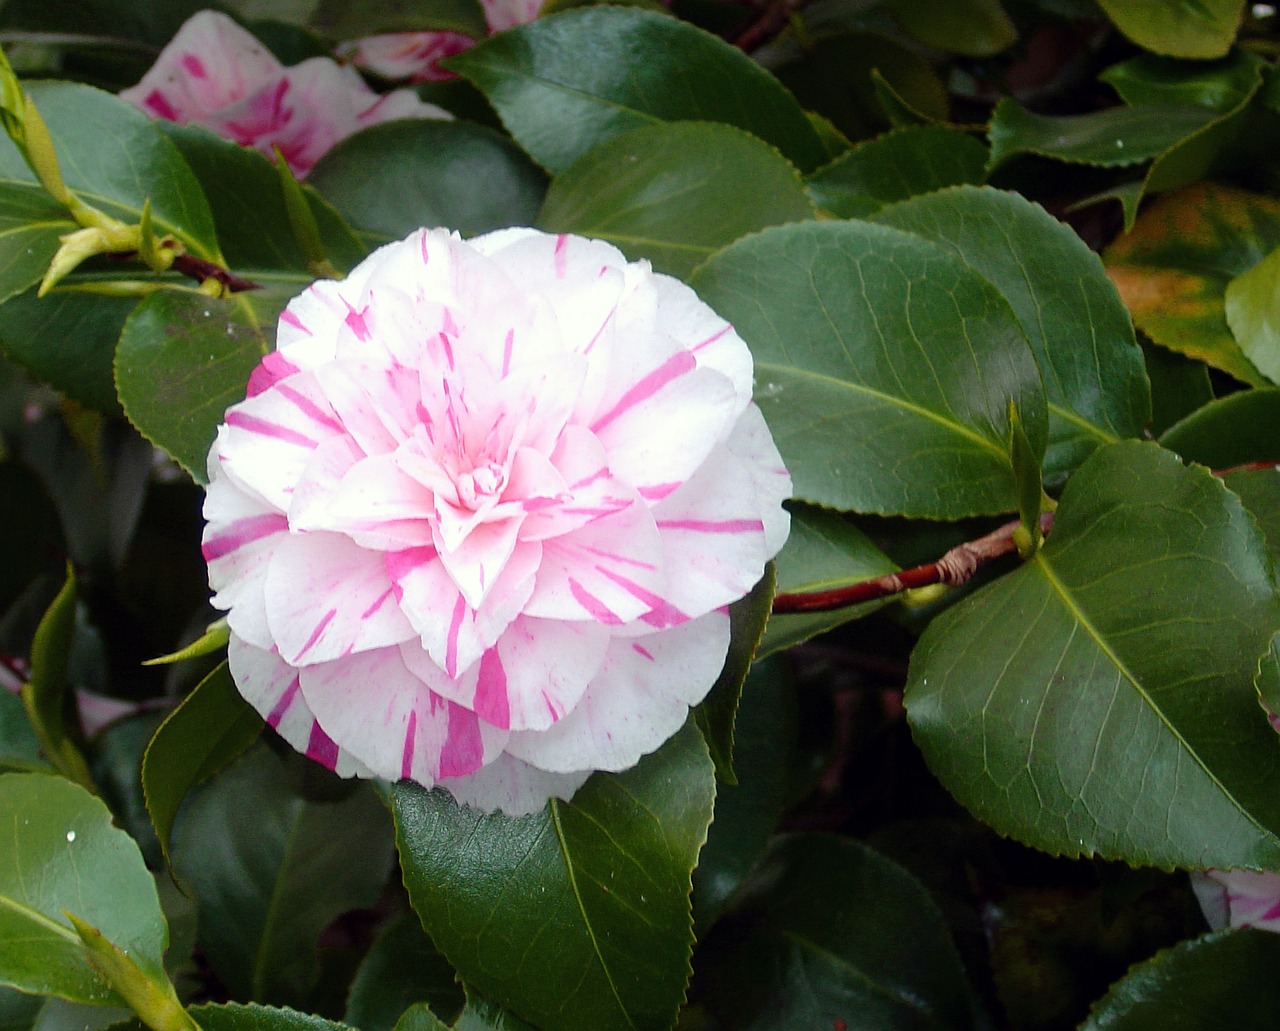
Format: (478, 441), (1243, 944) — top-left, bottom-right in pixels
(4, 0), (1280, 1028)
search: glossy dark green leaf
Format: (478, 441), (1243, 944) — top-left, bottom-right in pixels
(0, 0), (212, 47)
(393, 719), (715, 1031)
(0, 287), (138, 415)
(189, 1002), (357, 1031)
(805, 125), (987, 218)
(446, 7), (828, 174)
(1256, 630), (1280, 720)
(310, 0), (489, 41)
(1010, 402), (1042, 552)
(344, 913), (464, 1031)
(775, 32), (948, 143)
(0, 460), (62, 615)
(0, 184), (71, 305)
(691, 220), (1047, 518)
(758, 504), (899, 658)
(0, 986), (41, 1029)
(0, 690), (46, 774)
(390, 1006), (450, 1031)
(538, 122), (813, 279)
(450, 993), (538, 1031)
(886, 0), (1015, 56)
(1225, 245), (1280, 384)
(1142, 340), (1213, 436)
(701, 834), (978, 1031)
(906, 441), (1280, 869)
(1080, 929), (1280, 1029)
(141, 661), (263, 866)
(1095, 0), (1244, 59)
(1100, 51), (1264, 111)
(21, 566), (92, 792)
(157, 122), (366, 279)
(172, 747), (397, 1007)
(692, 656), (799, 932)
(1160, 388), (1280, 467)
(875, 185), (1149, 478)
(310, 120), (546, 243)
(694, 563), (775, 783)
(1105, 182), (1278, 385)
(1226, 467), (1280, 567)
(115, 285), (295, 482)
(90, 713), (164, 871)
(0, 82), (219, 261)
(0, 772), (168, 1005)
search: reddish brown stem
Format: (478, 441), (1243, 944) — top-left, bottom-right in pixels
(733, 0), (804, 51)
(772, 512), (1055, 614)
(170, 254), (261, 293)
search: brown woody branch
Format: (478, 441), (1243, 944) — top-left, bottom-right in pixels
(733, 0), (806, 52)
(170, 254), (261, 293)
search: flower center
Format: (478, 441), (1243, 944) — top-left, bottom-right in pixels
(456, 461), (505, 510)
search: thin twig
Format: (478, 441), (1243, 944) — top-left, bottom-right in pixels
(733, 0), (805, 52)
(170, 255), (261, 293)
(772, 512), (1055, 614)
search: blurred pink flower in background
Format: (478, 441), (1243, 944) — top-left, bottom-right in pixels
(1192, 869), (1280, 932)
(120, 10), (450, 176)
(202, 227), (791, 814)
(338, 0), (545, 82)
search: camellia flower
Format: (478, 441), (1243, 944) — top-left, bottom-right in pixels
(337, 0), (544, 83)
(120, 10), (450, 176)
(1192, 869), (1280, 932)
(202, 227), (791, 814)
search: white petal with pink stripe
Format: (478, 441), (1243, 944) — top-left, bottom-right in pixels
(203, 227), (791, 814)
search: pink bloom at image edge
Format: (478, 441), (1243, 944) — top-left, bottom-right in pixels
(202, 227), (792, 815)
(1193, 869), (1280, 932)
(119, 10), (450, 176)
(339, 0), (544, 82)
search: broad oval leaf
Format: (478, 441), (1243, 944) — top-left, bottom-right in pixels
(446, 7), (828, 174)
(0, 82), (220, 261)
(171, 747), (397, 1007)
(190, 1002), (357, 1031)
(886, 0), (1015, 57)
(691, 219), (1047, 518)
(906, 440), (1280, 869)
(1159, 388), (1280, 467)
(0, 689), (46, 774)
(141, 660), (263, 866)
(0, 772), (168, 1005)
(1100, 51), (1264, 111)
(1105, 181), (1280, 386)
(0, 184), (72, 305)
(393, 719), (715, 1031)
(1225, 244), (1280, 384)
(699, 834), (979, 1030)
(1080, 929), (1280, 1029)
(115, 285), (296, 481)
(309, 0), (489, 41)
(874, 185), (1150, 478)
(538, 121), (814, 279)
(310, 120), (547, 243)
(805, 124), (988, 219)
(1095, 0), (1244, 60)
(344, 913), (464, 1031)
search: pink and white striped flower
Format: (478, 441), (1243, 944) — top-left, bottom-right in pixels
(120, 10), (450, 176)
(202, 227), (791, 814)
(1193, 869), (1280, 933)
(338, 0), (545, 83)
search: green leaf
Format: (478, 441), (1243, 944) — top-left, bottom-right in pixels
(886, 0), (1016, 56)
(171, 747), (397, 1007)
(450, 993), (538, 1031)
(758, 504), (899, 658)
(309, 121), (547, 243)
(1095, 0), (1245, 60)
(393, 719), (715, 1031)
(115, 285), (295, 482)
(1142, 340), (1213, 436)
(1225, 244), (1280, 384)
(310, 0), (489, 41)
(446, 7), (828, 174)
(344, 913), (464, 1031)
(0, 184), (72, 305)
(0, 986), (41, 1029)
(775, 32), (949, 144)
(1009, 402), (1042, 553)
(21, 566), (93, 793)
(805, 125), (988, 219)
(0, 690), (47, 774)
(141, 661), (263, 867)
(987, 98), (1218, 171)
(0, 772), (169, 1005)
(692, 656), (799, 932)
(390, 1005), (451, 1031)
(1080, 928), (1280, 1029)
(0, 460), (63, 615)
(694, 564), (775, 783)
(0, 287), (138, 415)
(538, 122), (814, 279)
(691, 219), (1047, 518)
(1105, 181), (1278, 385)
(0, 82), (219, 261)
(1100, 51), (1265, 111)
(905, 440), (1280, 869)
(1160, 388), (1280, 467)
(1226, 468), (1280, 569)
(700, 834), (978, 1030)
(874, 185), (1150, 478)
(156, 122), (366, 280)
(189, 1002), (356, 1031)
